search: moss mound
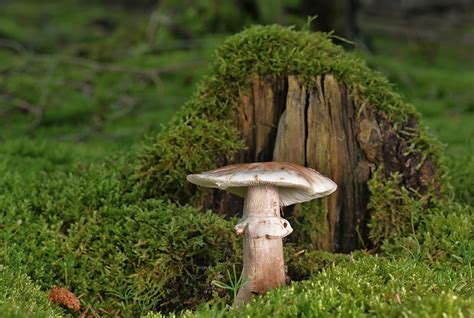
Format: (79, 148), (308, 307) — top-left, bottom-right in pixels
(136, 25), (443, 246)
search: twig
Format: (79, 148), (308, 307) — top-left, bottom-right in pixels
(0, 38), (208, 135)
(29, 61), (56, 130)
(0, 37), (208, 79)
(0, 94), (43, 126)
(0, 38), (29, 55)
(79, 303), (100, 318)
(55, 115), (105, 142)
(55, 96), (138, 142)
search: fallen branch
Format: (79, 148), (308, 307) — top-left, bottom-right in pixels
(0, 38), (29, 55)
(0, 37), (208, 79)
(0, 94), (43, 129)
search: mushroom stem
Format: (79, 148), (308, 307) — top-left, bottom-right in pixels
(235, 185), (286, 307)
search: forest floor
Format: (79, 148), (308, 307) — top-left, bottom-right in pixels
(0, 1), (472, 317)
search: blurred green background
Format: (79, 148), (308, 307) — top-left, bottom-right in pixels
(1, 0), (472, 185)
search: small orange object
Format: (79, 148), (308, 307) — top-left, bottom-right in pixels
(49, 286), (81, 312)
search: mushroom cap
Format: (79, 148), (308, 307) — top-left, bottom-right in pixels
(187, 162), (337, 206)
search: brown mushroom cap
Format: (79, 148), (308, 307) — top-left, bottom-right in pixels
(187, 162), (337, 206)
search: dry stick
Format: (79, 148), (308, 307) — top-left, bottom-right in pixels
(30, 61), (56, 130)
(79, 303), (101, 318)
(0, 37), (208, 77)
(0, 74), (50, 130)
(1, 38), (208, 135)
(0, 39), (46, 129)
(55, 115), (106, 142)
(0, 39), (32, 73)
(41, 57), (207, 140)
(0, 37), (207, 86)
(78, 304), (91, 318)
(0, 94), (42, 119)
(0, 39), (29, 55)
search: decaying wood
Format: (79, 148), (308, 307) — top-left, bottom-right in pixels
(205, 74), (439, 252)
(273, 76), (307, 165)
(305, 75), (372, 252)
(206, 76), (286, 217)
(237, 75), (287, 162)
(271, 75), (373, 251)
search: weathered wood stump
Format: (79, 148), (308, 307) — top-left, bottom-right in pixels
(205, 74), (439, 253)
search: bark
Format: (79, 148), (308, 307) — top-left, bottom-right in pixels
(206, 75), (286, 218)
(205, 74), (439, 253)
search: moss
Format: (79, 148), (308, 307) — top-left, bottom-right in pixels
(144, 194), (472, 317)
(137, 116), (244, 202)
(1, 4), (471, 317)
(0, 266), (63, 318)
(381, 201), (473, 268)
(136, 25), (443, 217)
(149, 253), (473, 317)
(367, 168), (425, 246)
(286, 200), (329, 249)
(0, 157), (241, 315)
(366, 164), (462, 248)
(285, 247), (351, 282)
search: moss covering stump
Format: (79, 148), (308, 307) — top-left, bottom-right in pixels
(137, 25), (444, 252)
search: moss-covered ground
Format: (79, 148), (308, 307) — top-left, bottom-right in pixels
(0, 1), (472, 317)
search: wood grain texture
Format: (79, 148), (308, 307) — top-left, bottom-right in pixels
(207, 76), (286, 217)
(305, 75), (372, 252)
(273, 76), (307, 165)
(205, 74), (439, 253)
(237, 75), (287, 163)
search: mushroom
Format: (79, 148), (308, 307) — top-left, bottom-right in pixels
(187, 161), (337, 306)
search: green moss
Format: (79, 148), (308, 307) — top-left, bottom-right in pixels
(367, 169), (425, 246)
(0, 158), (241, 315)
(0, 266), (63, 318)
(1, 4), (471, 317)
(286, 200), (329, 249)
(144, 193), (473, 317)
(381, 201), (473, 268)
(137, 116), (244, 202)
(148, 253), (473, 317)
(366, 163), (467, 249)
(136, 25), (443, 214)
(285, 248), (351, 282)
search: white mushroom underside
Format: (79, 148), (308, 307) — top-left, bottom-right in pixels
(187, 168), (337, 206)
(229, 186), (333, 207)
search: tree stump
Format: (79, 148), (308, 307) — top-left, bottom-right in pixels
(205, 74), (439, 253)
